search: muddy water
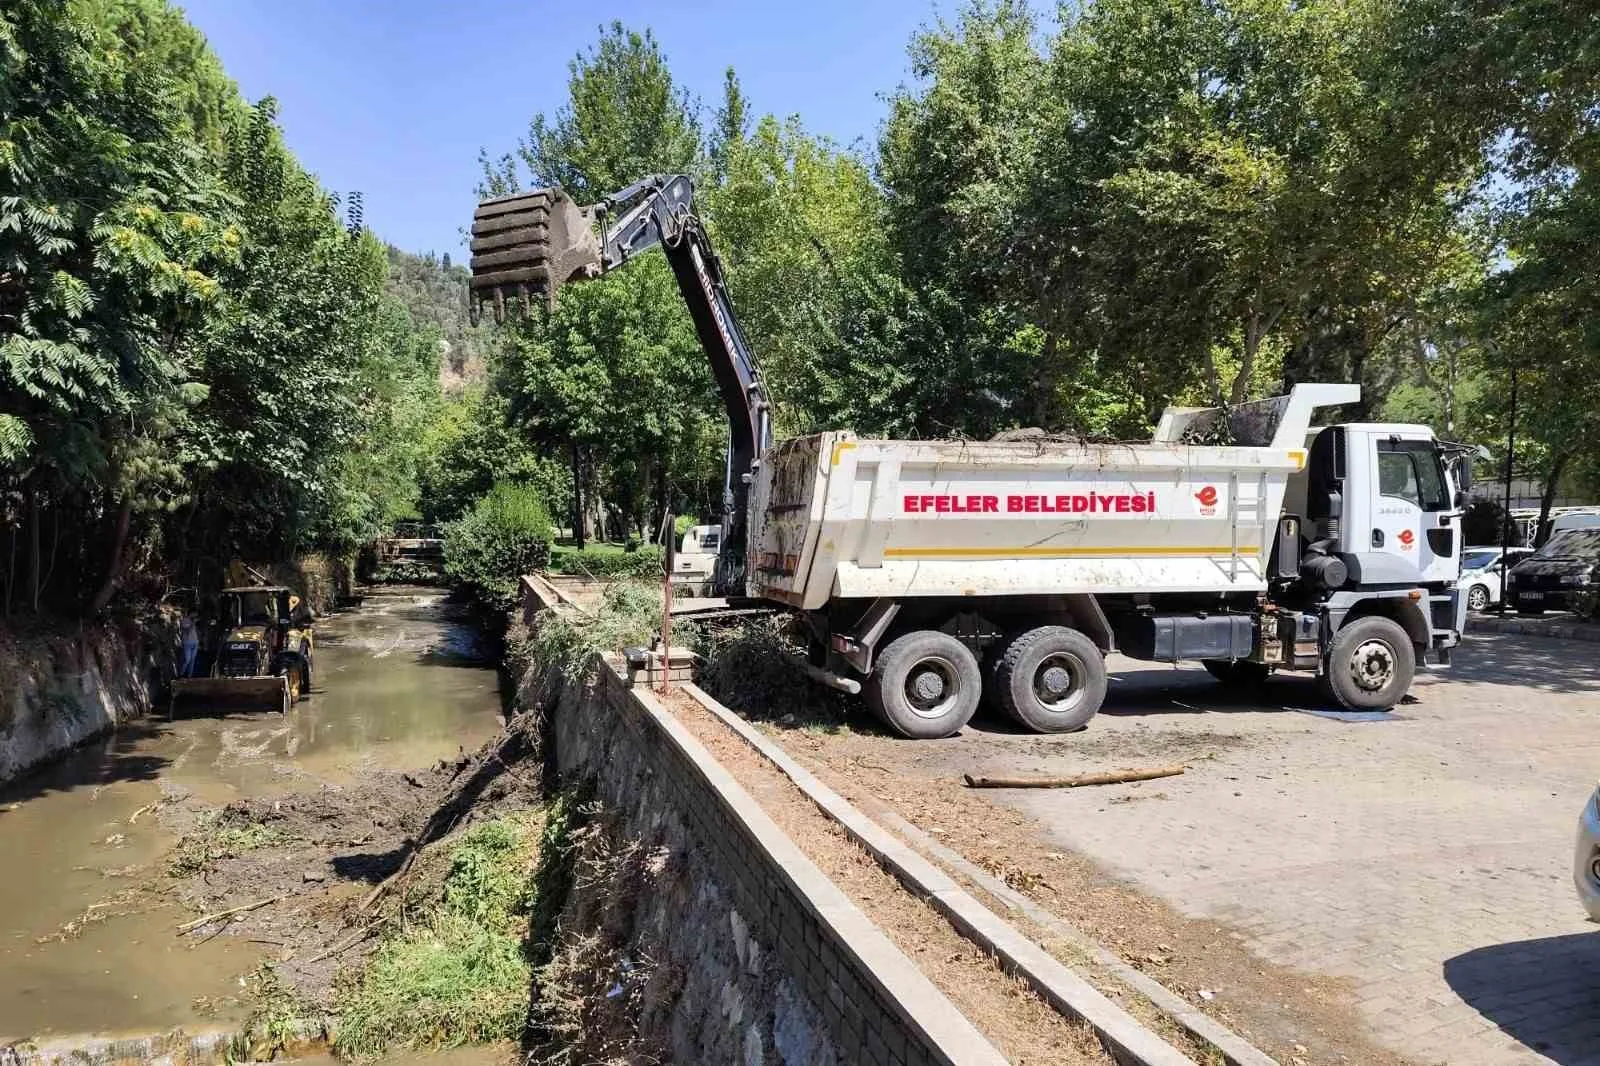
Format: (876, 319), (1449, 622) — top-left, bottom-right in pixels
(0, 587), (505, 1042)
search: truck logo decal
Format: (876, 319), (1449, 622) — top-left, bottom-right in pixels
(1398, 529), (1415, 548)
(903, 493), (1158, 515)
(1195, 485), (1219, 511)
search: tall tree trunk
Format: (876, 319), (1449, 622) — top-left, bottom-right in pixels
(1535, 451), (1572, 548)
(88, 495), (133, 615)
(653, 461), (669, 545)
(569, 439), (585, 550)
(26, 482), (40, 612)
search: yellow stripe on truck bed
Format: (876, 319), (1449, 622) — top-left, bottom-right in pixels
(882, 545), (1260, 559)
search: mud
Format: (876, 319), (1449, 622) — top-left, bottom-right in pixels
(0, 587), (506, 1043)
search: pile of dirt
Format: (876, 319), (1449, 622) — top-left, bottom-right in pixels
(157, 712), (545, 1012)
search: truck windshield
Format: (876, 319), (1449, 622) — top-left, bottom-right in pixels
(1376, 440), (1449, 512)
(1540, 529), (1600, 560)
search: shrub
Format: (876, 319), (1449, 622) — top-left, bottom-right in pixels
(442, 482), (553, 606)
(550, 544), (664, 579)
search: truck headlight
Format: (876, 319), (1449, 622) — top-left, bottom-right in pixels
(1563, 574), (1589, 586)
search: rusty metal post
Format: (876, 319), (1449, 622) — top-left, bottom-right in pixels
(659, 513), (674, 692)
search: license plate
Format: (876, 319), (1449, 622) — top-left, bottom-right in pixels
(1522, 592), (1543, 600)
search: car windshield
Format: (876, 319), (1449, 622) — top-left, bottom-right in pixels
(1539, 528), (1600, 560)
(1462, 550), (1499, 570)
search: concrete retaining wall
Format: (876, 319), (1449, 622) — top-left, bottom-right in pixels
(0, 623), (155, 786)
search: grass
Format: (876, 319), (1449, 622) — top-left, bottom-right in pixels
(239, 963), (309, 1060)
(167, 810), (287, 877)
(333, 813), (542, 1058)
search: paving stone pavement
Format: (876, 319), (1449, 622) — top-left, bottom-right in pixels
(984, 632), (1600, 1066)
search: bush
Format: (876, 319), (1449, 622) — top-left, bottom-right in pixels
(442, 482), (553, 606)
(549, 544), (664, 578)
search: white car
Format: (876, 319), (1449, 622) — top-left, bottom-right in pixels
(1578, 784), (1600, 921)
(1459, 546), (1533, 610)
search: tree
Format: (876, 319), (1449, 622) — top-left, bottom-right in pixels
(483, 22), (701, 200)
(483, 21), (720, 545)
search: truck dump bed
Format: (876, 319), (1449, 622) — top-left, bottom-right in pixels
(747, 385), (1358, 610)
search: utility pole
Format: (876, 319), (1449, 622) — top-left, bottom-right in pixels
(1497, 366), (1517, 616)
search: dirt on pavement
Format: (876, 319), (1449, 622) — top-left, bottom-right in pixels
(687, 686), (1415, 1066)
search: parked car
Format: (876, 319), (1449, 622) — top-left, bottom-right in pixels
(1577, 784), (1600, 921)
(1506, 512), (1600, 615)
(1459, 546), (1534, 610)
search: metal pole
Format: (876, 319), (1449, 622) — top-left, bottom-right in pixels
(1497, 366), (1517, 616)
(659, 512), (674, 692)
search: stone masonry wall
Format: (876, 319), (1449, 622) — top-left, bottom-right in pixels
(550, 662), (967, 1066)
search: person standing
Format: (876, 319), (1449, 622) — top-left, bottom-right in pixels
(179, 610), (199, 678)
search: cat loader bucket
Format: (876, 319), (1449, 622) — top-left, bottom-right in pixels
(170, 675), (291, 717)
(469, 187), (603, 324)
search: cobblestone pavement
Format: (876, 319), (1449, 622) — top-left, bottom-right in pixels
(973, 633), (1600, 1066)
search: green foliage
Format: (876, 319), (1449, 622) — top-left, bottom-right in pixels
(484, 22), (700, 201)
(441, 482), (554, 606)
(167, 809), (286, 877)
(549, 543), (663, 579)
(528, 580), (659, 678)
(335, 814), (539, 1058)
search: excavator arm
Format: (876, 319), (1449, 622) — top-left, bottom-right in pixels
(468, 175), (771, 585)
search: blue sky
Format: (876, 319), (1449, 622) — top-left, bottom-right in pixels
(177, 0), (972, 259)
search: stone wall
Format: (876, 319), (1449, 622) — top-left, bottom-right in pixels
(548, 663), (993, 1066)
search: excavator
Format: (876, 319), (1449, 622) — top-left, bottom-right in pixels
(468, 175), (769, 590)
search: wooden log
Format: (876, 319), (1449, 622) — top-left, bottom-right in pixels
(962, 765), (1185, 789)
(176, 894), (285, 934)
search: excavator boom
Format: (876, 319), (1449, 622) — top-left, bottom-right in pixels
(468, 175), (769, 587)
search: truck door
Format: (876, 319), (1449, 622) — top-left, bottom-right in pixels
(1371, 437), (1457, 583)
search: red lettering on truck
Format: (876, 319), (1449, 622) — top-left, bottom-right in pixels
(904, 494), (1000, 514)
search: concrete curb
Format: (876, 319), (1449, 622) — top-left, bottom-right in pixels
(1469, 615), (1600, 643)
(872, 808), (1280, 1066)
(681, 683), (1204, 1066)
(629, 684), (1009, 1066)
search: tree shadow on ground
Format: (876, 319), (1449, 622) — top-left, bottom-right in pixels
(1444, 931), (1600, 1065)
(1448, 632), (1600, 695)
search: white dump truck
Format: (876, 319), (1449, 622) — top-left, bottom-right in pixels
(469, 175), (1472, 738)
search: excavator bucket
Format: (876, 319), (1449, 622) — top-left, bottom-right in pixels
(469, 187), (602, 324)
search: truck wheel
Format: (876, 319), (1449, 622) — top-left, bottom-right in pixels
(1319, 616), (1414, 711)
(867, 631), (982, 740)
(1466, 585), (1490, 611)
(993, 626), (1107, 733)
(1202, 660), (1271, 687)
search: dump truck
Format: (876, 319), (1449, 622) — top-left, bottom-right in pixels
(170, 586), (314, 716)
(469, 175), (1471, 738)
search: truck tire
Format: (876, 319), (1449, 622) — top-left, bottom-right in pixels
(1319, 615), (1414, 711)
(1202, 659), (1271, 687)
(993, 626), (1107, 733)
(867, 631), (982, 740)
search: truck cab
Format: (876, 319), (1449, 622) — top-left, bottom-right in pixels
(1281, 423), (1469, 684)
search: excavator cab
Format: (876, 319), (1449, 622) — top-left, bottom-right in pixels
(469, 187), (604, 324)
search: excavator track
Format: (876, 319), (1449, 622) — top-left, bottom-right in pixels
(469, 187), (602, 323)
